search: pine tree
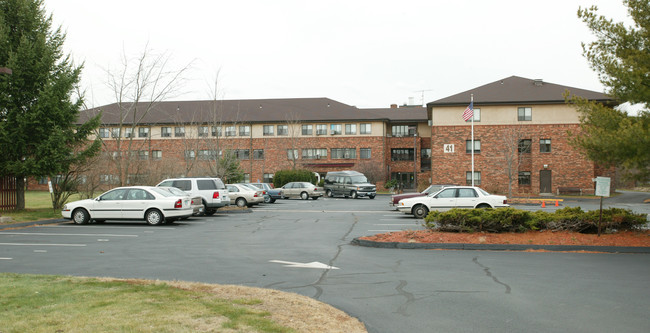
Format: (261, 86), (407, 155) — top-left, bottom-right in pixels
(0, 0), (100, 209)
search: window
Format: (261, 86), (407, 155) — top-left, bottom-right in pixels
(302, 124), (313, 135)
(458, 188), (478, 198)
(330, 124), (342, 135)
(263, 173), (273, 183)
(302, 148), (327, 159)
(360, 123), (371, 134)
(111, 128), (121, 138)
(421, 148), (431, 170)
(518, 107), (532, 121)
(518, 139), (532, 153)
(345, 124), (357, 135)
(391, 125), (416, 137)
(465, 140), (481, 154)
(243, 173), (250, 183)
(184, 150), (195, 160)
(465, 108), (481, 122)
(263, 125), (274, 136)
(225, 126), (236, 136)
(124, 128), (134, 138)
(212, 126), (222, 137)
(198, 150), (216, 160)
(391, 148), (414, 161)
(518, 171), (531, 185)
(138, 150), (148, 160)
(331, 148), (356, 159)
(277, 125), (288, 136)
(99, 128), (110, 138)
(316, 124), (327, 135)
(253, 149), (264, 160)
(235, 149), (250, 160)
(175, 127), (185, 137)
(540, 139), (551, 153)
(161, 127), (171, 137)
(198, 126), (209, 137)
(138, 127), (149, 138)
(466, 171), (481, 185)
(239, 125), (250, 136)
(287, 149), (298, 160)
(360, 148), (371, 159)
(152, 150), (162, 160)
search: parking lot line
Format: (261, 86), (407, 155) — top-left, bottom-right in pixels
(38, 225), (177, 230)
(0, 232), (138, 237)
(0, 243), (86, 247)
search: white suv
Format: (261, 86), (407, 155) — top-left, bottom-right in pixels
(156, 178), (229, 215)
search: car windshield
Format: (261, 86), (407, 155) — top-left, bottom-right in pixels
(350, 176), (368, 183)
(151, 187), (178, 197)
(478, 188), (490, 196)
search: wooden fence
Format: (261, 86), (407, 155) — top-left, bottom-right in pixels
(0, 176), (17, 211)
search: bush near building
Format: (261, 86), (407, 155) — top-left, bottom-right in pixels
(424, 207), (646, 234)
(272, 169), (318, 188)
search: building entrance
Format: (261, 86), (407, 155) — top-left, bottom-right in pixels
(391, 172), (414, 190)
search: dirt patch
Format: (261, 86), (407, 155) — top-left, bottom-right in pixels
(360, 230), (650, 247)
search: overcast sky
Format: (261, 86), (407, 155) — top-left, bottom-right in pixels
(45, 0), (631, 109)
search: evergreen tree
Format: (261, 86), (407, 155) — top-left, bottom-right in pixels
(574, 0), (650, 182)
(0, 0), (100, 209)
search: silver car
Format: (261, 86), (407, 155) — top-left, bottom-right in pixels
(226, 184), (265, 207)
(281, 182), (323, 200)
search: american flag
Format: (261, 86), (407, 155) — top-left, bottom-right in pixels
(462, 101), (474, 121)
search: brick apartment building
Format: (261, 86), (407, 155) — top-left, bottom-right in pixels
(28, 76), (614, 196)
(427, 76), (613, 195)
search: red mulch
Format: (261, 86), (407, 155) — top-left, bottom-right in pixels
(360, 230), (650, 247)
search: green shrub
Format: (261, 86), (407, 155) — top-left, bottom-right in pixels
(272, 169), (318, 188)
(384, 179), (398, 189)
(424, 207), (646, 234)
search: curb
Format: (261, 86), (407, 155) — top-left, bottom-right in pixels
(351, 237), (650, 253)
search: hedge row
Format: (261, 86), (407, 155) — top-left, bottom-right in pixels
(423, 207), (647, 234)
(272, 169), (318, 188)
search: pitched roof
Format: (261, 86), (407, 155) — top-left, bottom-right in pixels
(78, 98), (427, 126)
(427, 76), (613, 107)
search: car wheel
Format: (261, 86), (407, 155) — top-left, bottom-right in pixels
(326, 189), (333, 197)
(264, 196), (271, 203)
(236, 197), (248, 207)
(476, 203), (492, 209)
(72, 208), (90, 225)
(300, 192), (309, 200)
(351, 191), (358, 199)
(412, 204), (429, 219)
(369, 195), (376, 199)
(145, 209), (164, 225)
(204, 209), (216, 216)
(269, 198), (276, 203)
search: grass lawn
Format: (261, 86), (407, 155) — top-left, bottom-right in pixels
(1, 191), (83, 224)
(0, 273), (294, 333)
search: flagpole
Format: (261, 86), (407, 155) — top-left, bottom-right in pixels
(471, 94), (474, 187)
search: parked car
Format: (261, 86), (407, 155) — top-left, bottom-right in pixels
(323, 170), (376, 199)
(61, 186), (193, 225)
(250, 183), (283, 203)
(389, 184), (456, 209)
(156, 177), (229, 216)
(227, 184), (265, 207)
(281, 182), (323, 200)
(155, 186), (204, 216)
(397, 186), (509, 219)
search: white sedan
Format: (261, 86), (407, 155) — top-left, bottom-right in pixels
(227, 184), (265, 207)
(62, 186), (193, 225)
(397, 186), (509, 219)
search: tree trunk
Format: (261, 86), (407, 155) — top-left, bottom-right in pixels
(15, 176), (25, 210)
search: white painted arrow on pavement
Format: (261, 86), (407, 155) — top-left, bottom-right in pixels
(269, 260), (339, 270)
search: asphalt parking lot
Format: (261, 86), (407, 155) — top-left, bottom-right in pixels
(2, 193), (650, 333)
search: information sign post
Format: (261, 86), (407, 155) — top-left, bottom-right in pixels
(593, 177), (611, 236)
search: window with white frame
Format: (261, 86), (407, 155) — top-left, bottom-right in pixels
(465, 108), (481, 122)
(263, 125), (274, 136)
(235, 149), (250, 160)
(518, 171), (531, 185)
(302, 124), (313, 135)
(253, 149), (264, 160)
(138, 127), (149, 138)
(330, 124), (342, 135)
(184, 150), (195, 160)
(518, 107), (532, 121)
(465, 140), (481, 154)
(212, 126), (222, 137)
(225, 126), (236, 136)
(239, 125), (250, 136)
(466, 171), (481, 185)
(540, 139), (551, 153)
(111, 128), (121, 138)
(331, 148), (356, 159)
(243, 173), (250, 183)
(175, 127), (185, 137)
(152, 150), (162, 160)
(277, 125), (288, 136)
(124, 128), (134, 138)
(138, 150), (148, 160)
(263, 173), (273, 183)
(345, 124), (356, 135)
(287, 149), (298, 160)
(99, 128), (110, 138)
(198, 126), (209, 137)
(302, 148), (327, 159)
(316, 124), (327, 135)
(161, 127), (171, 137)
(391, 148), (414, 161)
(360, 148), (371, 159)
(360, 123), (371, 134)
